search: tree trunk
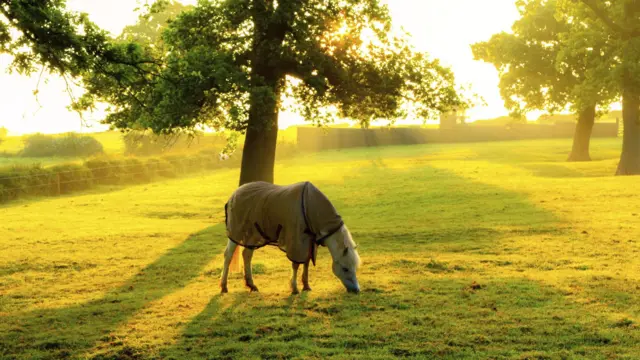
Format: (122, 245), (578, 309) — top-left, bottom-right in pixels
(567, 104), (596, 162)
(239, 108), (279, 185)
(616, 88), (640, 175)
(238, 69), (283, 185)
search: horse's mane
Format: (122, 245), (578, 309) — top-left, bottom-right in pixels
(340, 225), (361, 268)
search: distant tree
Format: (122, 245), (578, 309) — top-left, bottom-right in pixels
(119, 1), (191, 46)
(564, 0), (640, 175)
(0, 127), (7, 144)
(75, 0), (472, 185)
(472, 0), (618, 162)
(21, 133), (103, 157)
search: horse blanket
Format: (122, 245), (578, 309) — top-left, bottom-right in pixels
(225, 181), (344, 265)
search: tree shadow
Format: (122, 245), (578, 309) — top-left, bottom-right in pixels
(154, 165), (583, 359)
(517, 162), (617, 179)
(324, 165), (563, 254)
(0, 224), (227, 359)
(160, 274), (640, 359)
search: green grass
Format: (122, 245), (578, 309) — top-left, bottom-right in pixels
(2, 138), (640, 359)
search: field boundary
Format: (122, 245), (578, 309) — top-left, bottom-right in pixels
(0, 152), (242, 204)
(297, 123), (619, 151)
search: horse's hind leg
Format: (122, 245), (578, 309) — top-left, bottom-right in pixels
(302, 260), (311, 291)
(290, 262), (300, 295)
(242, 247), (259, 292)
(220, 240), (238, 293)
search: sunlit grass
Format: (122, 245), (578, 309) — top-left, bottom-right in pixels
(0, 128), (300, 170)
(2, 137), (639, 359)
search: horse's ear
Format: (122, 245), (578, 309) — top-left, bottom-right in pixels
(343, 247), (348, 257)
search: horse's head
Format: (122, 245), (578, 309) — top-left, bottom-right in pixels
(325, 225), (361, 293)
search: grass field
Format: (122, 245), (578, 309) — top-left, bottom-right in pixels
(1, 138), (639, 359)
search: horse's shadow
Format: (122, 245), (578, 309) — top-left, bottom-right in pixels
(160, 281), (380, 359)
(1, 224), (227, 359)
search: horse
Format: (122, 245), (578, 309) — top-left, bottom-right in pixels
(220, 181), (361, 294)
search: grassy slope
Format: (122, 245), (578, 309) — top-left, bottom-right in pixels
(1, 138), (639, 359)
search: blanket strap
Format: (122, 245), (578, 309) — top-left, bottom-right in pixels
(315, 221), (344, 245)
(301, 182), (346, 265)
(254, 223), (283, 243)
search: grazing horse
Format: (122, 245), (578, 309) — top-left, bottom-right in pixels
(220, 181), (361, 294)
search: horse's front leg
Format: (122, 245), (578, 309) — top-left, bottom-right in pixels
(291, 262), (300, 295)
(242, 247), (259, 292)
(220, 240), (238, 294)
(302, 260), (312, 291)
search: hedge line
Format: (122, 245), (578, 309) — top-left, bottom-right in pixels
(0, 149), (242, 204)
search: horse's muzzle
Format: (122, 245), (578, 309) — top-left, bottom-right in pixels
(346, 282), (360, 294)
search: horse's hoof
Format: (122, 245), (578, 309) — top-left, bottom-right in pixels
(220, 286), (228, 294)
(291, 288), (300, 295)
(302, 286), (312, 292)
(247, 284), (259, 292)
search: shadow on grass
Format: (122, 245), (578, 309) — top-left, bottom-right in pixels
(0, 224), (227, 360)
(324, 165), (563, 254)
(3, 156), (631, 359)
(159, 276), (640, 359)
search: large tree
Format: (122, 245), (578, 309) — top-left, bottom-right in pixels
(472, 0), (618, 162)
(566, 0), (640, 174)
(75, 0), (469, 185)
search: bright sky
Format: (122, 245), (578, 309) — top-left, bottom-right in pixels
(0, 0), (521, 135)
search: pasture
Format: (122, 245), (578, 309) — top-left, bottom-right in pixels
(1, 138), (639, 359)
(0, 129), (299, 171)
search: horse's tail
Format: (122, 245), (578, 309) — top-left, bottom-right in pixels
(225, 201), (242, 273)
(229, 246), (241, 273)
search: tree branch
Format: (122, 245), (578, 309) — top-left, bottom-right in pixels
(280, 52), (346, 90)
(578, 0), (640, 37)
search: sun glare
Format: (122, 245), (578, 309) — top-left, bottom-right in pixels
(0, 0), (528, 135)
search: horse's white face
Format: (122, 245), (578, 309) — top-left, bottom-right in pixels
(325, 226), (361, 293)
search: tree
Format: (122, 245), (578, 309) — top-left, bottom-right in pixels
(0, 126), (7, 144)
(471, 0), (618, 162)
(119, 1), (192, 46)
(566, 0), (640, 174)
(75, 0), (470, 185)
(0, 1), (154, 80)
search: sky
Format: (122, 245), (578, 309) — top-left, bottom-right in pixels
(0, 0), (522, 135)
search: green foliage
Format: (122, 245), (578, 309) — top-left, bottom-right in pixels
(49, 164), (93, 194)
(471, 0), (619, 118)
(84, 158), (124, 185)
(0, 165), (56, 202)
(54, 133), (104, 157)
(20, 133), (57, 157)
(76, 0), (473, 135)
(0, 136), (298, 204)
(0, 0), (157, 81)
(118, 158), (153, 183)
(122, 130), (226, 156)
(120, 0), (191, 46)
(21, 133), (104, 158)
(146, 158), (177, 178)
